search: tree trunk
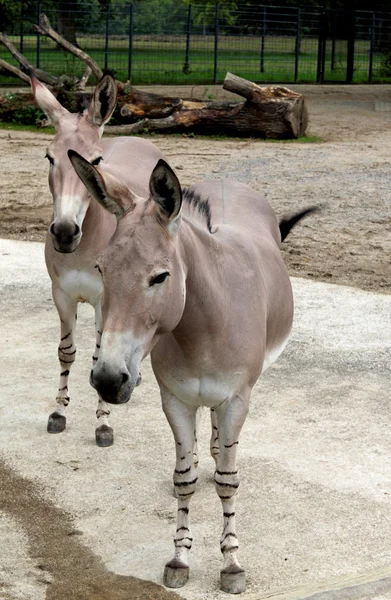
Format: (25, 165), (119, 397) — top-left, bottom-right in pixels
(56, 1), (79, 48)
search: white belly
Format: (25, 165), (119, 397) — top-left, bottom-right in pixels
(158, 370), (247, 409)
(59, 270), (103, 305)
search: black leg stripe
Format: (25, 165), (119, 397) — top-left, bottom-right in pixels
(175, 537), (193, 543)
(218, 495), (232, 500)
(178, 507), (189, 514)
(176, 526), (190, 532)
(224, 441), (239, 448)
(224, 512), (235, 518)
(213, 426), (218, 430)
(58, 386), (68, 391)
(60, 344), (73, 351)
(214, 480), (239, 488)
(60, 370), (70, 377)
(174, 477), (198, 487)
(216, 470), (238, 476)
(59, 349), (76, 356)
(60, 359), (75, 364)
(175, 466), (191, 475)
(96, 343), (101, 348)
(61, 332), (71, 341)
(177, 491), (194, 497)
(221, 545), (239, 553)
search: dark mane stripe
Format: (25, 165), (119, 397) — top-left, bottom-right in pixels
(183, 188), (213, 234)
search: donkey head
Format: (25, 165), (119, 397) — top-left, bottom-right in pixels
(31, 73), (117, 253)
(69, 152), (186, 404)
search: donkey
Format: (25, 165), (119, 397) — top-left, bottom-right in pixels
(31, 73), (164, 446)
(69, 151), (315, 593)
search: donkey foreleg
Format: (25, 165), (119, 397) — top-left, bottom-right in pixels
(214, 392), (250, 594)
(93, 302), (114, 447)
(161, 390), (198, 589)
(48, 286), (77, 433)
(210, 408), (220, 465)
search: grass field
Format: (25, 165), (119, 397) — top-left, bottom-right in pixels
(1, 34), (390, 86)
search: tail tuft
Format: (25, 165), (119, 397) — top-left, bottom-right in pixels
(279, 206), (319, 242)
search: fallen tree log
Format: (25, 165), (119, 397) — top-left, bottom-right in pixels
(106, 73), (308, 139)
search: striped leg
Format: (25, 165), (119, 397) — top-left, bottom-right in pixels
(210, 408), (220, 465)
(93, 301), (113, 447)
(161, 390), (198, 589)
(48, 286), (77, 433)
(214, 392), (250, 594)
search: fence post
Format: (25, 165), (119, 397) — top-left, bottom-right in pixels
(260, 7), (266, 73)
(36, 0), (41, 69)
(183, 4), (192, 74)
(368, 12), (375, 82)
(316, 10), (326, 83)
(346, 10), (355, 83)
(128, 4), (134, 81)
(20, 0), (24, 54)
(213, 3), (219, 84)
(104, 3), (110, 71)
(331, 10), (336, 70)
(294, 7), (301, 82)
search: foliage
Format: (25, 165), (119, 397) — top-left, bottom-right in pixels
(0, 92), (45, 125)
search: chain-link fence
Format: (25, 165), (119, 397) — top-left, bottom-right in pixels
(1, 2), (391, 86)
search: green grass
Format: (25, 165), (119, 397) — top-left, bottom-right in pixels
(0, 34), (389, 86)
(0, 121), (55, 133)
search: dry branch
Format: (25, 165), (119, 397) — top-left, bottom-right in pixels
(34, 14), (103, 81)
(0, 58), (30, 83)
(0, 32), (57, 86)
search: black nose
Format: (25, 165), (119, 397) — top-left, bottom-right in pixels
(90, 368), (130, 404)
(50, 221), (80, 248)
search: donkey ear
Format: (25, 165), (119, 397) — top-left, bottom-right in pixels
(149, 160), (182, 223)
(30, 73), (69, 127)
(68, 150), (135, 218)
(87, 72), (117, 128)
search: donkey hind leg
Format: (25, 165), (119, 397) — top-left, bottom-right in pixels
(93, 302), (114, 447)
(214, 392), (250, 594)
(162, 391), (198, 588)
(210, 407), (220, 466)
(48, 287), (78, 434)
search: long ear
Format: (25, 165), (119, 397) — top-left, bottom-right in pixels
(87, 72), (117, 128)
(68, 150), (136, 218)
(149, 160), (182, 224)
(30, 73), (69, 127)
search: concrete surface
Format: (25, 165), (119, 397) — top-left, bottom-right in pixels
(0, 237), (390, 600)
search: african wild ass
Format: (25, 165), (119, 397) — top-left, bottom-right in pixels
(31, 73), (164, 446)
(69, 151), (315, 593)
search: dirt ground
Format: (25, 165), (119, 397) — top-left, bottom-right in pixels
(0, 84), (390, 295)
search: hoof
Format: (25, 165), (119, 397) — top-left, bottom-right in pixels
(47, 412), (66, 433)
(220, 567), (246, 594)
(163, 559), (189, 588)
(136, 373), (142, 387)
(95, 425), (114, 447)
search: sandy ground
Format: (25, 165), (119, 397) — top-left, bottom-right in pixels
(0, 84), (391, 293)
(0, 239), (390, 600)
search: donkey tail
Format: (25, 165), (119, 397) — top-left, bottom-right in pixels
(279, 206), (319, 242)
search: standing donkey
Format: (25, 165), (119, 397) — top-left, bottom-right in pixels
(69, 151), (315, 593)
(32, 73), (164, 446)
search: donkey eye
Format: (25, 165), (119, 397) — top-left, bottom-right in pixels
(91, 156), (103, 166)
(149, 271), (170, 286)
(45, 153), (54, 165)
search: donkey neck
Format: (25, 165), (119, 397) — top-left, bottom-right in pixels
(79, 194), (116, 251)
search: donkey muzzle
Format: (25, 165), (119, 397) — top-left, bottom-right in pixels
(90, 365), (135, 405)
(49, 221), (81, 253)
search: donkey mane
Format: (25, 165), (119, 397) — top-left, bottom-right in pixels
(183, 188), (213, 234)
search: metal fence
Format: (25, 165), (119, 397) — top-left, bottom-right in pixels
(1, 2), (391, 86)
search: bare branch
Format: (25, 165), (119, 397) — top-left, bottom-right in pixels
(0, 31), (57, 85)
(0, 58), (30, 83)
(34, 14), (103, 81)
(77, 66), (92, 91)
